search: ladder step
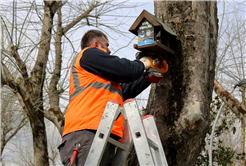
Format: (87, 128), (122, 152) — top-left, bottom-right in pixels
(147, 137), (159, 150)
(108, 137), (127, 150)
(111, 121), (132, 166)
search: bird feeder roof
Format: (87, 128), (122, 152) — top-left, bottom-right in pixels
(129, 10), (177, 36)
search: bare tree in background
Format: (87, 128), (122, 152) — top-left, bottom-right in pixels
(1, 119), (61, 166)
(46, 120), (62, 166)
(6, 123), (34, 166)
(1, 87), (28, 158)
(212, 2), (246, 165)
(1, 0), (140, 165)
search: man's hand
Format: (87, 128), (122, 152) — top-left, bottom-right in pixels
(136, 52), (168, 74)
(145, 68), (162, 83)
(139, 56), (151, 69)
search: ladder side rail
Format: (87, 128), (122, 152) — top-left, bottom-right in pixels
(84, 100), (121, 166)
(142, 115), (168, 166)
(123, 99), (155, 166)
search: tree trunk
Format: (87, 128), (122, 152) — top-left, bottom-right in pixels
(241, 87), (246, 165)
(127, 2), (218, 165)
(30, 107), (49, 166)
(28, 1), (61, 165)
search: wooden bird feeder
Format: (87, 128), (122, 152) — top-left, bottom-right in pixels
(129, 10), (177, 55)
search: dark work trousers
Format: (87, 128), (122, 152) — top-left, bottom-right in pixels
(58, 130), (116, 166)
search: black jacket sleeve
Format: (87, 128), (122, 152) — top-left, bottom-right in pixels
(80, 47), (150, 100)
(121, 75), (151, 101)
(80, 48), (145, 83)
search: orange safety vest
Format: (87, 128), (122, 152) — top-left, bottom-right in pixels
(62, 47), (124, 138)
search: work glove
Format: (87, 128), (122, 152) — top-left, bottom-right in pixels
(145, 68), (162, 83)
(139, 56), (151, 70)
(136, 52), (168, 74)
(136, 52), (152, 69)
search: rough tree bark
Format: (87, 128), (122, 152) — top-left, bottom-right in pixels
(126, 1), (218, 165)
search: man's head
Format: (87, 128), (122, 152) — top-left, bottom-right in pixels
(81, 29), (111, 54)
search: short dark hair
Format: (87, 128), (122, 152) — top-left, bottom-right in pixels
(81, 29), (108, 49)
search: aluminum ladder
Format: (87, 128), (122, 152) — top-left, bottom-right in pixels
(84, 98), (168, 166)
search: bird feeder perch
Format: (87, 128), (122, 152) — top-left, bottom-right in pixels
(129, 10), (177, 56)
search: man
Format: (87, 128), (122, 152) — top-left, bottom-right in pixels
(58, 29), (161, 166)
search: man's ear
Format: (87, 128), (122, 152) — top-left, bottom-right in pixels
(92, 41), (99, 48)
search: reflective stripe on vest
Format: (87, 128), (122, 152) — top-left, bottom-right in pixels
(69, 51), (123, 102)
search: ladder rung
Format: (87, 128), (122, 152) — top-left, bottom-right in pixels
(147, 138), (158, 150)
(108, 137), (127, 150)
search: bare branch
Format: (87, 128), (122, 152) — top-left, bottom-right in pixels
(2, 62), (15, 87)
(43, 109), (64, 136)
(214, 79), (246, 125)
(17, 1), (34, 48)
(62, 2), (99, 34)
(49, 6), (62, 113)
(112, 36), (136, 55)
(3, 117), (28, 151)
(1, 16), (13, 47)
(10, 46), (29, 79)
(2, 63), (34, 118)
